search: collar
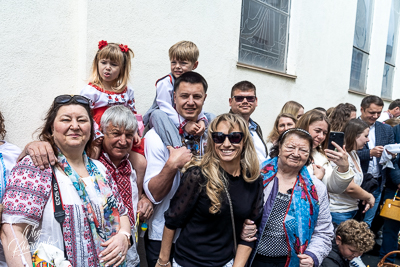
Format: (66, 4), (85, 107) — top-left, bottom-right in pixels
(100, 151), (129, 169)
(386, 110), (394, 119)
(358, 116), (376, 128)
(248, 118), (257, 131)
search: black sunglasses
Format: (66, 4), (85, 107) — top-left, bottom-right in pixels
(232, 95), (256, 103)
(212, 132), (244, 144)
(54, 95), (90, 106)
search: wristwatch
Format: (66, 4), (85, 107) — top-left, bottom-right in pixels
(118, 230), (132, 246)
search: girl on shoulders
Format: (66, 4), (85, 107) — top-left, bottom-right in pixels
(80, 40), (146, 196)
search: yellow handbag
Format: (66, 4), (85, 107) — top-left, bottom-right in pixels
(380, 190), (400, 221)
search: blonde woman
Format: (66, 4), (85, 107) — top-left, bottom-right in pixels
(157, 113), (263, 267)
(280, 100), (304, 119)
(266, 113), (297, 155)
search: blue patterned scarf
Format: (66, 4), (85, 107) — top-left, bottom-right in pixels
(260, 157), (319, 266)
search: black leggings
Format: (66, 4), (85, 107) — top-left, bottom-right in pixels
(251, 254), (287, 267)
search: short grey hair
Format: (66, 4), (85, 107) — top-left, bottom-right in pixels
(100, 105), (138, 132)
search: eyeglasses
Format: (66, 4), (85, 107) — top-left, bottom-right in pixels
(232, 95), (256, 103)
(54, 95), (90, 106)
(283, 144), (310, 156)
(212, 132), (244, 144)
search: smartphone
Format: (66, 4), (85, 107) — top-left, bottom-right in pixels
(327, 131), (344, 150)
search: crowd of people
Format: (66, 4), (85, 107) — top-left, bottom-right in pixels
(0, 39), (400, 267)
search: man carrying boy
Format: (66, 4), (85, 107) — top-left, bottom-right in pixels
(321, 220), (374, 267)
(143, 72), (208, 266)
(229, 81), (267, 164)
(143, 41), (210, 148)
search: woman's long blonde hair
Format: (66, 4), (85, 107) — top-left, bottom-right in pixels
(89, 42), (134, 92)
(267, 113), (297, 143)
(184, 113), (260, 214)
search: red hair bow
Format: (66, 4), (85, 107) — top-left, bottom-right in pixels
(98, 40), (108, 50)
(119, 44), (129, 53)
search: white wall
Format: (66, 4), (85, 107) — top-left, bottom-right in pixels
(0, 0), (398, 149)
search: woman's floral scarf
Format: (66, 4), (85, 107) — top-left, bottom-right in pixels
(57, 150), (125, 267)
(260, 157), (319, 267)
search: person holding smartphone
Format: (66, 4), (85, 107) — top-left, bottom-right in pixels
(329, 119), (375, 225)
(296, 110), (355, 194)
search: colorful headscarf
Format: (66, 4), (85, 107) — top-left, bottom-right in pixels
(260, 157), (319, 266)
(57, 150), (125, 267)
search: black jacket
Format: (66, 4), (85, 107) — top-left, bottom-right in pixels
(321, 242), (349, 267)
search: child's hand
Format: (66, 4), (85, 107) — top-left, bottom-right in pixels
(183, 121), (200, 135)
(88, 137), (103, 159)
(133, 132), (141, 147)
(195, 120), (206, 136)
(93, 136), (104, 147)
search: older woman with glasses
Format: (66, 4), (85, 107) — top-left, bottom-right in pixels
(157, 113), (263, 267)
(247, 128), (333, 267)
(1, 95), (131, 267)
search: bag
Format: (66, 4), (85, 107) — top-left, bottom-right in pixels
(380, 190), (400, 222)
(378, 250), (400, 266)
(32, 243), (72, 267)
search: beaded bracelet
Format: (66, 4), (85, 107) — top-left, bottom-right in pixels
(157, 259), (170, 266)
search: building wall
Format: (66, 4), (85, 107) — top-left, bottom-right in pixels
(1, 0), (398, 149)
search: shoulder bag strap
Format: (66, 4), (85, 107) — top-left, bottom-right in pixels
(223, 180), (237, 255)
(51, 170), (68, 260)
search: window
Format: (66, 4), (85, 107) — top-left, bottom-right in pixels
(381, 0), (400, 99)
(349, 0), (374, 92)
(238, 0), (291, 73)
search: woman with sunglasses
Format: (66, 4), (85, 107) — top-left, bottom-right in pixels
(1, 95), (132, 267)
(248, 128), (333, 267)
(157, 113), (263, 267)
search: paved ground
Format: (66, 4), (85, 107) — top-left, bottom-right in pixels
(137, 230), (400, 267)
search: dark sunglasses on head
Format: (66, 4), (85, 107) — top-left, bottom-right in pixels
(54, 95), (90, 106)
(212, 132), (244, 144)
(232, 95), (256, 103)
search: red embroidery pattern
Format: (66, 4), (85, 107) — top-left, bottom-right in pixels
(3, 157), (52, 223)
(99, 154), (133, 224)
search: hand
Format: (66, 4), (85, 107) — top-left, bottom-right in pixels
(99, 232), (129, 266)
(167, 146), (192, 170)
(183, 121), (200, 135)
(312, 164), (325, 180)
(20, 141), (56, 170)
(324, 142), (349, 173)
(362, 193), (375, 213)
(87, 137), (103, 159)
(240, 219), (257, 242)
(370, 146), (384, 158)
(298, 254), (314, 267)
(195, 120), (206, 136)
(133, 132), (141, 147)
(137, 195), (153, 221)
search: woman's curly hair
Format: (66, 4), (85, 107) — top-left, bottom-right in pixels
(336, 219), (375, 253)
(0, 111), (6, 140)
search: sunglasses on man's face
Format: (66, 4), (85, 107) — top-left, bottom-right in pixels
(232, 95), (256, 103)
(54, 95), (90, 106)
(212, 132), (244, 144)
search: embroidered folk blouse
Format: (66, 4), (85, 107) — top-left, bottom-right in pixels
(2, 156), (128, 267)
